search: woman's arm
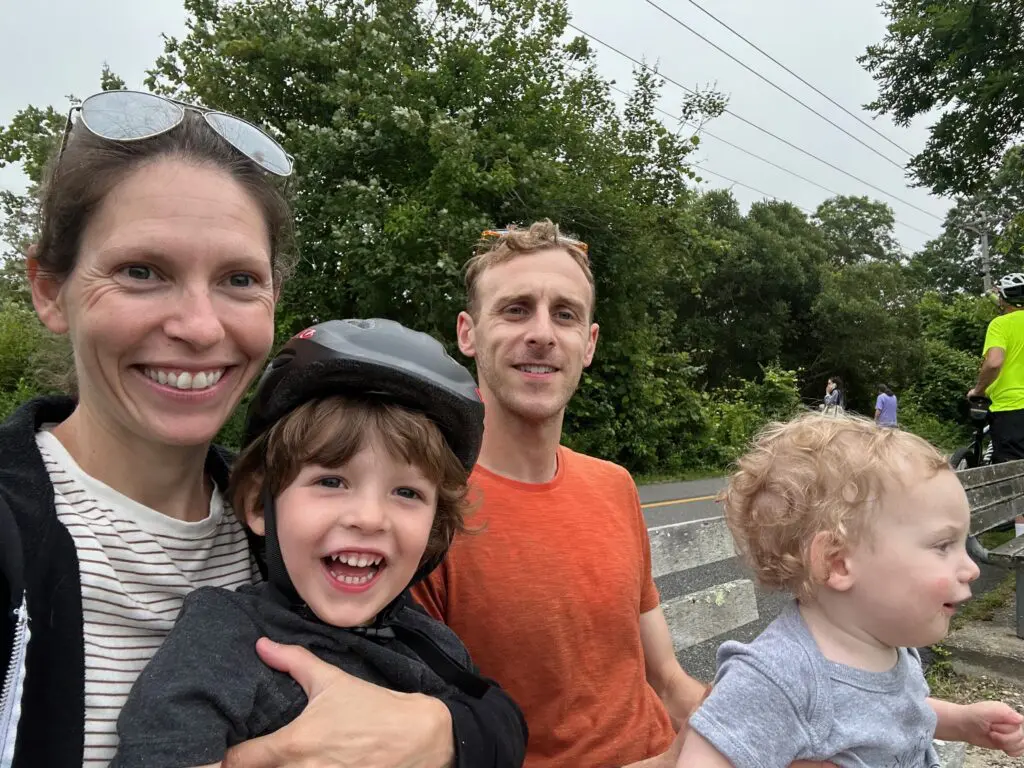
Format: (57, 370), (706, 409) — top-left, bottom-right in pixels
(222, 639), (463, 768)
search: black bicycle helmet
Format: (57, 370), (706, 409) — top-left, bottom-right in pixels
(243, 318), (484, 611)
(996, 273), (1024, 307)
(244, 318), (484, 470)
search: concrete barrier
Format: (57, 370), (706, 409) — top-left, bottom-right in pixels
(649, 517), (759, 652)
(662, 579), (759, 649)
(649, 516), (737, 578)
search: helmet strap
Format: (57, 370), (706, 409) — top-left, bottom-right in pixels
(261, 485), (303, 605)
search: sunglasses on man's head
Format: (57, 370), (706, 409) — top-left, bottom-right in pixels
(57, 89), (294, 177)
(480, 228), (589, 254)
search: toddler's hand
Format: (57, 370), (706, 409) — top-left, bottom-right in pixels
(961, 701), (1024, 756)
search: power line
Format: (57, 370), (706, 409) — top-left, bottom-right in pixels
(679, 0), (914, 158)
(607, 80), (935, 238)
(606, 82), (843, 198)
(567, 21), (944, 223)
(695, 165), (804, 209)
(641, 0), (905, 171)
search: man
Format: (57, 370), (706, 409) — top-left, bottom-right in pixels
(969, 273), (1024, 464)
(222, 221), (833, 768)
(969, 272), (1024, 535)
(412, 221), (707, 768)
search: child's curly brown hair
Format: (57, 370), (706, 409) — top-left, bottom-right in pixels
(720, 412), (950, 600)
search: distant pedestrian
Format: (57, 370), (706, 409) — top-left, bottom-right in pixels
(875, 384), (898, 427)
(822, 376), (845, 416)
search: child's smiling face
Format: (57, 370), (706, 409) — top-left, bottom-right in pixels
(838, 468), (980, 649)
(248, 438), (437, 627)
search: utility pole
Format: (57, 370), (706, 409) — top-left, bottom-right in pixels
(962, 212), (1007, 293)
(980, 229), (991, 292)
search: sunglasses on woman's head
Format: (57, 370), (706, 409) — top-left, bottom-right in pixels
(57, 90), (294, 177)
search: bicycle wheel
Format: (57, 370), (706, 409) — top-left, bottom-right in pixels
(950, 445), (977, 470)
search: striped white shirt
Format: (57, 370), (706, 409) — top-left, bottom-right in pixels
(35, 430), (258, 767)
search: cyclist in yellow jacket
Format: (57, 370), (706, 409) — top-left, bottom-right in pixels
(969, 273), (1024, 536)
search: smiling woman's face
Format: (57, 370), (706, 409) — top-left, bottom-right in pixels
(34, 158), (277, 448)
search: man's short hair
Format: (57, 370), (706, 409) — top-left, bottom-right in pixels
(720, 412), (950, 600)
(464, 219), (596, 319)
(230, 395), (471, 566)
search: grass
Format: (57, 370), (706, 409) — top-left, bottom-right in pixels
(633, 467), (724, 485)
(950, 572), (1017, 630)
(980, 527), (1018, 550)
(928, 572), (1015, 693)
(927, 526), (1019, 694)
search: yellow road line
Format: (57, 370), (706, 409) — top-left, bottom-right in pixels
(640, 494), (718, 509)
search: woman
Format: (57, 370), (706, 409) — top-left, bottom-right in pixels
(875, 383), (898, 427)
(822, 375), (845, 415)
(0, 89), (523, 768)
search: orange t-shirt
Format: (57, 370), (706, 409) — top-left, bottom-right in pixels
(411, 446), (674, 768)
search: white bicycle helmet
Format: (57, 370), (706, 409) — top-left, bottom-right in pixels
(996, 273), (1024, 306)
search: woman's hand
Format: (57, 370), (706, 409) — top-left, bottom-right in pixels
(222, 638), (455, 768)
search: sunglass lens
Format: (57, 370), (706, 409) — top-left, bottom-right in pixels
(80, 91), (183, 141)
(205, 112), (292, 176)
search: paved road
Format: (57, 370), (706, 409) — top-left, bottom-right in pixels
(638, 477), (725, 528)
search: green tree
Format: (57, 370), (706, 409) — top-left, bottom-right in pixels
(918, 291), (998, 356)
(861, 0), (1024, 196)
(674, 192), (827, 388)
(0, 0), (727, 473)
(906, 225), (979, 298)
(813, 195), (900, 266)
(905, 145), (1024, 297)
(810, 261), (924, 410)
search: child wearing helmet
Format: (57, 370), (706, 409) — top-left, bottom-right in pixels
(111, 319), (527, 768)
(676, 413), (1024, 768)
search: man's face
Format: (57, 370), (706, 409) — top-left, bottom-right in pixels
(457, 248), (599, 426)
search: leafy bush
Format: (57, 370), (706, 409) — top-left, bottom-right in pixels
(0, 378), (42, 423)
(911, 339), (979, 425)
(897, 397), (970, 454)
(691, 364), (803, 469)
(565, 346), (706, 475)
(0, 299), (51, 420)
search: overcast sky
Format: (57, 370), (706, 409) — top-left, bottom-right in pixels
(0, 0), (950, 253)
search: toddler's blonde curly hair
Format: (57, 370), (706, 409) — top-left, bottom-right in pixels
(720, 412), (950, 600)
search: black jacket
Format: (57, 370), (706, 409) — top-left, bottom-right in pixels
(112, 583), (526, 767)
(0, 397), (526, 767)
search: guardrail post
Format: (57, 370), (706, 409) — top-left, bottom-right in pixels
(1017, 569), (1024, 640)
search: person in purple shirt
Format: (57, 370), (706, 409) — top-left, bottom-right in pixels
(875, 383), (898, 427)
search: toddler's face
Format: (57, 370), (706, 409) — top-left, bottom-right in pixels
(248, 438), (437, 627)
(842, 469), (979, 648)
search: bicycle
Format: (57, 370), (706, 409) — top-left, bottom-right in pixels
(950, 396), (993, 470)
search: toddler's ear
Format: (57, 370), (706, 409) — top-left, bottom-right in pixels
(241, 483), (267, 536)
(809, 531), (853, 592)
